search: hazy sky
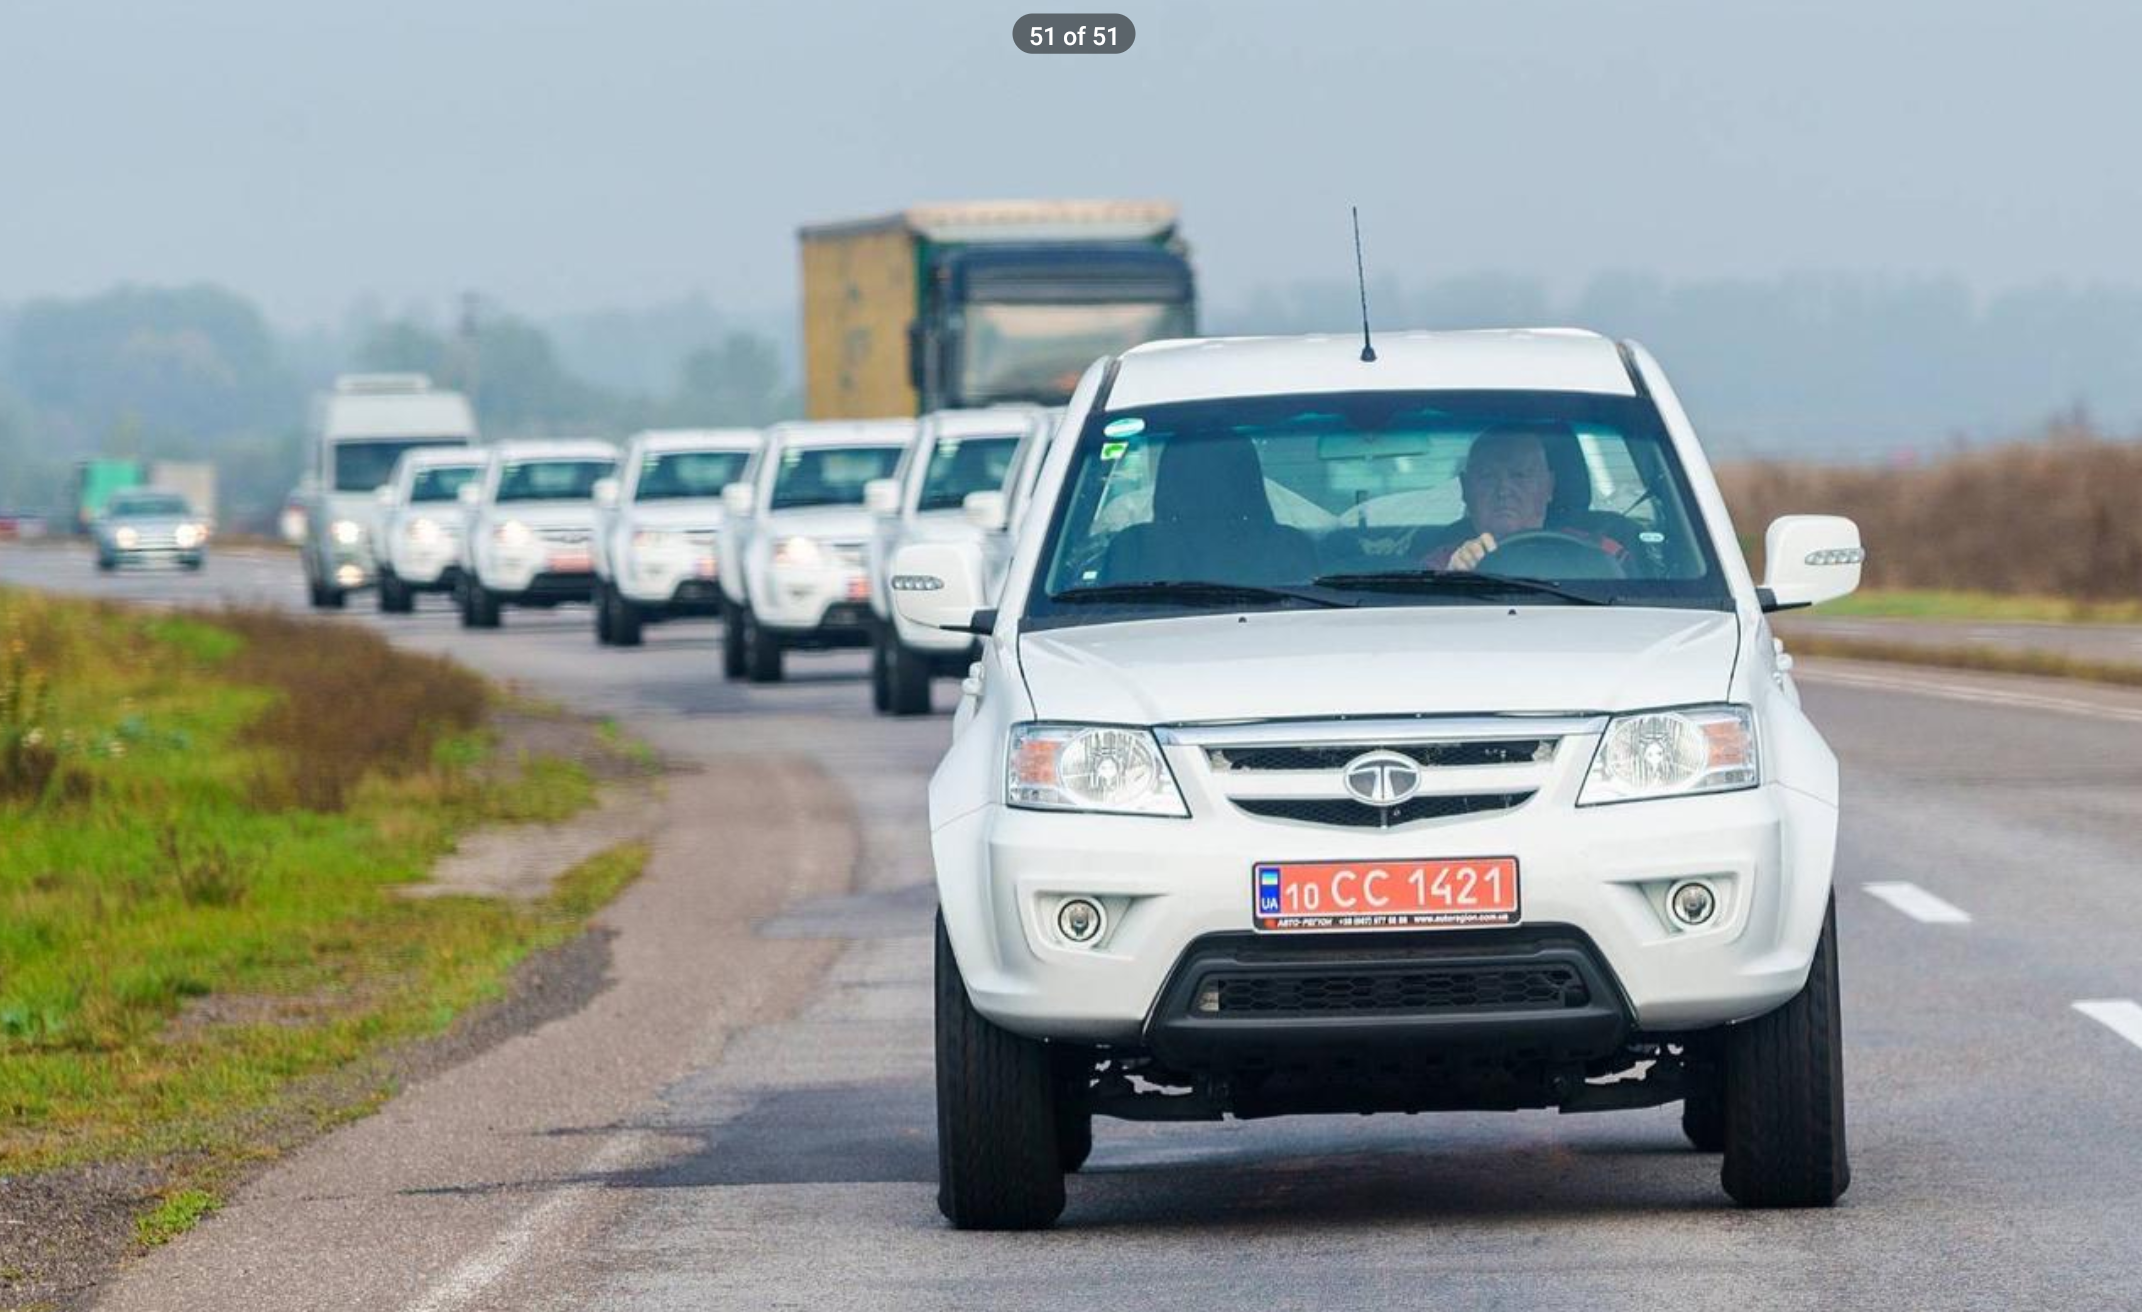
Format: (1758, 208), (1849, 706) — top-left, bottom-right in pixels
(5, 0), (2141, 327)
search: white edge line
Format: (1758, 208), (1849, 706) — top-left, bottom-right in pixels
(1862, 881), (1973, 925)
(2074, 1000), (2142, 1051)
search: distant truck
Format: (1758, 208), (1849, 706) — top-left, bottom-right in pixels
(147, 460), (217, 526)
(798, 200), (1196, 419)
(70, 458), (146, 534)
(298, 374), (477, 608)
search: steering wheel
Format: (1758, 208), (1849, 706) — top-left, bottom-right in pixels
(1481, 529), (1627, 580)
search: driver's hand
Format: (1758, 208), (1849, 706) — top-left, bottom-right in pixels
(1447, 532), (1497, 572)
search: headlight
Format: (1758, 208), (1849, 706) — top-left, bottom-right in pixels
(1579, 704), (1758, 806)
(114, 526), (140, 548)
(330, 518), (365, 546)
(493, 520), (534, 548)
(771, 535), (824, 567)
(1007, 723), (1189, 818)
(406, 516), (445, 545)
(632, 529), (689, 553)
(173, 523), (205, 548)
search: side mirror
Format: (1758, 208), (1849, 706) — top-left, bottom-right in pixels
(864, 478), (901, 518)
(375, 486), (397, 507)
(721, 482), (756, 517)
(890, 540), (989, 633)
(592, 477), (620, 509)
(962, 489), (1009, 533)
(1759, 515), (1864, 612)
(457, 483), (482, 507)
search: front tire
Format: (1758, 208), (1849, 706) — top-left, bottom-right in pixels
(741, 606), (783, 683)
(460, 577), (502, 629)
(611, 589), (645, 647)
(885, 632), (932, 716)
(594, 583), (615, 644)
(870, 622), (893, 713)
(935, 913), (1065, 1230)
(721, 603), (747, 679)
(1721, 897), (1850, 1207)
(378, 570), (414, 614)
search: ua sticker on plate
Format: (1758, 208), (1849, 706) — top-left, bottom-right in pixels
(1253, 858), (1520, 932)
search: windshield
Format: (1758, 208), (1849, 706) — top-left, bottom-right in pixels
(333, 439), (465, 493)
(408, 464), (479, 503)
(769, 445), (903, 511)
(495, 459), (613, 503)
(916, 434), (1022, 512)
(107, 493), (190, 517)
(961, 302), (1192, 405)
(1028, 390), (1728, 627)
(636, 449), (752, 501)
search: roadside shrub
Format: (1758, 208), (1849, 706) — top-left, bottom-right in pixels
(1718, 421), (2142, 599)
(0, 606), (58, 802)
(212, 608), (487, 811)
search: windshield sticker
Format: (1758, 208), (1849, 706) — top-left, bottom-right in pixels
(1102, 417), (1145, 438)
(1100, 441), (1129, 461)
(1639, 531), (1666, 543)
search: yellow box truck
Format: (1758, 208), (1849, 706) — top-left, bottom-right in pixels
(798, 200), (1195, 419)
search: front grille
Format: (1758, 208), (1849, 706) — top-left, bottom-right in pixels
(1209, 740), (1553, 772)
(685, 529), (721, 547)
(1234, 792), (1532, 828)
(1195, 963), (1590, 1016)
(827, 541), (867, 567)
(537, 527), (591, 546)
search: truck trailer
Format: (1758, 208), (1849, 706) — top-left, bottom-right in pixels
(798, 200), (1195, 419)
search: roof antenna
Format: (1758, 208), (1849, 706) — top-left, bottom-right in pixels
(1351, 206), (1376, 363)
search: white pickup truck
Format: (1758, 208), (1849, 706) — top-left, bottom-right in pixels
(863, 406), (1048, 715)
(455, 438), (617, 628)
(374, 446), (487, 613)
(591, 429), (762, 646)
(716, 419), (912, 682)
(892, 329), (1865, 1229)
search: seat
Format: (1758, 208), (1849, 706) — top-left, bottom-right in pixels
(1102, 438), (1318, 586)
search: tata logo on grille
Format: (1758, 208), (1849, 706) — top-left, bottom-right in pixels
(1340, 750), (1422, 807)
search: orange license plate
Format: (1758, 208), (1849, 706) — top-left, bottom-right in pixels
(549, 551), (590, 573)
(1253, 858), (1520, 932)
(846, 576), (870, 600)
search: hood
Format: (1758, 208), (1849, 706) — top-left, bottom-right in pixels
(901, 511), (985, 546)
(1017, 605), (1742, 723)
(762, 505), (875, 542)
(625, 500), (724, 531)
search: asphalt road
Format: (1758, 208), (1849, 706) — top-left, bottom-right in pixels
(1781, 613), (2142, 665)
(6, 544), (2142, 1311)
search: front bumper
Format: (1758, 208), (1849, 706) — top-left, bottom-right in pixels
(388, 536), (463, 587)
(495, 571), (598, 604)
(936, 781), (1837, 1046)
(618, 551), (724, 609)
(753, 561), (872, 631)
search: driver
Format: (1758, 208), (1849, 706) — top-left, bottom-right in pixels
(1422, 424), (1626, 571)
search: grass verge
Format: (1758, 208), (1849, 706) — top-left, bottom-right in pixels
(1813, 588), (2142, 625)
(0, 589), (644, 1254)
(1787, 633), (2142, 687)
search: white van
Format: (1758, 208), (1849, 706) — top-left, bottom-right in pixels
(301, 375), (476, 608)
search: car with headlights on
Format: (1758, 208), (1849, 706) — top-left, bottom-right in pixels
(890, 329), (1866, 1229)
(590, 429), (762, 646)
(717, 418), (912, 682)
(455, 438), (617, 628)
(92, 488), (211, 571)
(374, 447), (487, 612)
(864, 406), (1047, 714)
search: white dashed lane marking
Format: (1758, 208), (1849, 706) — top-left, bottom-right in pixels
(2074, 1000), (2142, 1053)
(1863, 881), (1973, 925)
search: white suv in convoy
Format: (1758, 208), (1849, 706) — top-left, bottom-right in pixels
(456, 438), (618, 629)
(717, 419), (913, 682)
(591, 429), (762, 647)
(374, 447), (487, 613)
(890, 330), (1865, 1230)
(864, 406), (1049, 715)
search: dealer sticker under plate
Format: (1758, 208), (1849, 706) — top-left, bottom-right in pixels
(1253, 858), (1520, 932)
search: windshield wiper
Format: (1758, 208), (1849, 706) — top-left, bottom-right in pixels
(1312, 569), (1607, 606)
(1049, 580), (1353, 610)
